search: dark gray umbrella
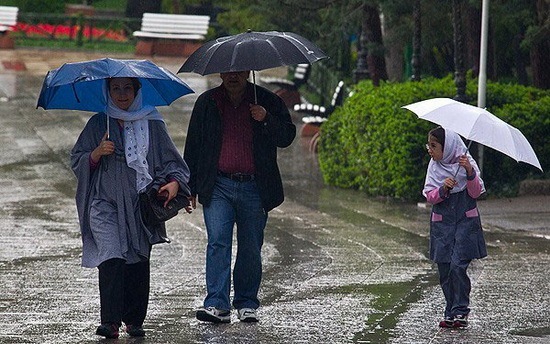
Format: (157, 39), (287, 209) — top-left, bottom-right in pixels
(178, 30), (327, 75)
(178, 30), (327, 102)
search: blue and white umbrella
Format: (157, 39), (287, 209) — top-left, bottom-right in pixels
(37, 58), (194, 112)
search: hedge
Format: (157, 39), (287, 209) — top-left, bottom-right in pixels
(318, 75), (549, 201)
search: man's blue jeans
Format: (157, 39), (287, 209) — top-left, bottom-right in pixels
(202, 176), (267, 311)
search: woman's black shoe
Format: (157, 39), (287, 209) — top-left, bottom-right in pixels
(95, 323), (119, 339)
(126, 325), (146, 337)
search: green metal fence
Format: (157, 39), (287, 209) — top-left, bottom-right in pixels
(14, 12), (139, 45)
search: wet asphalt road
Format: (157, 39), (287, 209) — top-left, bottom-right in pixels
(0, 49), (548, 343)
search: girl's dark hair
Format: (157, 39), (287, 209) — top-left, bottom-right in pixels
(428, 126), (445, 149)
(107, 77), (141, 97)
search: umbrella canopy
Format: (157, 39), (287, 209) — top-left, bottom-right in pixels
(37, 58), (194, 113)
(402, 97), (542, 171)
(178, 30), (327, 75)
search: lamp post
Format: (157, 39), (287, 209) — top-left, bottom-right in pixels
(476, 0), (490, 174)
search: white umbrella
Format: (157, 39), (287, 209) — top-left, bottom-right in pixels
(402, 97), (543, 172)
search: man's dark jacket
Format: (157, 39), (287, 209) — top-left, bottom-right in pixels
(184, 82), (296, 212)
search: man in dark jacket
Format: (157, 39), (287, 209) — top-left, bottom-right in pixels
(184, 71), (296, 323)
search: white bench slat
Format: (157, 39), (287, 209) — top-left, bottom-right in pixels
(261, 77), (294, 85)
(140, 23), (208, 35)
(0, 6), (18, 31)
(132, 12), (210, 41)
(296, 80), (345, 124)
(142, 13), (210, 21)
(141, 17), (210, 26)
(133, 31), (205, 40)
(0, 15), (17, 25)
(260, 63), (311, 90)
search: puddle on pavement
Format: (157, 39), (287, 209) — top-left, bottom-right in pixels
(52, 180), (76, 199)
(346, 275), (439, 343)
(7, 198), (61, 221)
(511, 326), (550, 338)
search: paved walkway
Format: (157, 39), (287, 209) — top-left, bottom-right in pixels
(0, 48), (548, 344)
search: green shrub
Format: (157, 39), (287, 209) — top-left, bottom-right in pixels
(318, 76), (549, 201)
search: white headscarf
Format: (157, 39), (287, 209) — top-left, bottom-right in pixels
(423, 128), (485, 196)
(106, 84), (164, 193)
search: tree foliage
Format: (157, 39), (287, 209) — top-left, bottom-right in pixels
(207, 0), (547, 88)
(17, 0), (546, 87)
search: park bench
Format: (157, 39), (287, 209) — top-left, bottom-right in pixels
(261, 64), (311, 108)
(133, 13), (210, 57)
(295, 80), (346, 137)
(261, 64), (310, 91)
(296, 80), (347, 152)
(0, 6), (18, 49)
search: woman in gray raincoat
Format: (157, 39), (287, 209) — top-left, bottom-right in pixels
(423, 127), (487, 329)
(71, 77), (190, 339)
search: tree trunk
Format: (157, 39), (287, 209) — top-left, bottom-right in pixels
(452, 0), (468, 102)
(353, 31), (369, 83)
(513, 33), (530, 85)
(465, 4), (480, 76)
(531, 0), (550, 89)
(125, 0), (161, 18)
(171, 0), (181, 14)
(411, 0), (421, 81)
(362, 3), (388, 86)
(125, 0), (162, 31)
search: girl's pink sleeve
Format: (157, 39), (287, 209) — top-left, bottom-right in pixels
(466, 171), (483, 198)
(89, 155), (99, 171)
(425, 187), (448, 204)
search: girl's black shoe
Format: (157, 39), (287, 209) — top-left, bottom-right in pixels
(453, 314), (468, 328)
(439, 317), (454, 328)
(126, 325), (146, 337)
(95, 323), (119, 339)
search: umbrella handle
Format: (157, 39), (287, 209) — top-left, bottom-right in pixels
(453, 140), (473, 178)
(252, 71), (257, 104)
(102, 114), (110, 172)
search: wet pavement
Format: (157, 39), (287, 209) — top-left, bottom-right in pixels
(0, 48), (548, 344)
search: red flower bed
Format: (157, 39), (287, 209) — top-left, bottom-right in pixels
(14, 22), (127, 42)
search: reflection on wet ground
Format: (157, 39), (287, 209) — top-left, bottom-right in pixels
(0, 68), (548, 343)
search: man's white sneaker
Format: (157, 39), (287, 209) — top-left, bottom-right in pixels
(237, 308), (259, 322)
(196, 307), (230, 323)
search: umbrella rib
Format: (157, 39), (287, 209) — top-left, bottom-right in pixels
(195, 40), (225, 74)
(71, 83), (81, 103)
(266, 40), (286, 67)
(71, 75), (88, 104)
(230, 41), (244, 71)
(283, 33), (314, 54)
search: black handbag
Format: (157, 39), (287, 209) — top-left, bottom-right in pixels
(139, 185), (189, 226)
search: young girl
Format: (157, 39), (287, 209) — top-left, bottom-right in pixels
(423, 127), (487, 328)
